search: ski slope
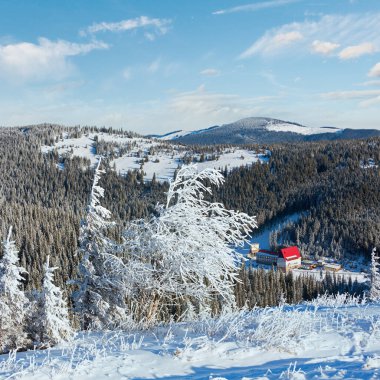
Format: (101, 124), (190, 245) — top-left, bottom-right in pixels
(1, 297), (380, 379)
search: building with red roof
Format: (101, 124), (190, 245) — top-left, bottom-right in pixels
(277, 246), (302, 272)
(254, 245), (302, 273)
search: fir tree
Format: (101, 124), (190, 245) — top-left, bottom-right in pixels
(71, 158), (128, 330)
(369, 248), (380, 301)
(39, 256), (73, 345)
(0, 227), (28, 353)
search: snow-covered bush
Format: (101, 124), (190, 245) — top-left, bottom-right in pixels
(0, 227), (29, 353)
(246, 306), (317, 353)
(122, 165), (257, 324)
(178, 304), (319, 355)
(280, 362), (306, 380)
(187, 307), (251, 343)
(306, 292), (365, 309)
(71, 158), (129, 330)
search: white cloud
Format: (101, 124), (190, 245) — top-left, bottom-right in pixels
(321, 89), (380, 100)
(147, 58), (161, 73)
(144, 32), (156, 41)
(260, 71), (287, 88)
(360, 79), (380, 86)
(200, 68), (221, 76)
(311, 40), (340, 55)
(321, 88), (380, 109)
(3, 84), (379, 132)
(339, 42), (377, 59)
(42, 80), (85, 97)
(166, 86), (280, 129)
(0, 85), (284, 133)
(240, 13), (380, 58)
(122, 67), (132, 80)
(368, 62), (380, 77)
(81, 16), (171, 37)
(319, 78), (380, 109)
(0, 38), (108, 82)
(240, 31), (303, 57)
(274, 31), (303, 44)
(213, 0), (300, 15)
(359, 95), (380, 107)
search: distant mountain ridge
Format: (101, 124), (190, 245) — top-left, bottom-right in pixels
(152, 117), (380, 145)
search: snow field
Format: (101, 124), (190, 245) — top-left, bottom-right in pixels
(2, 295), (380, 380)
(41, 132), (269, 182)
(157, 130), (193, 140)
(265, 123), (340, 136)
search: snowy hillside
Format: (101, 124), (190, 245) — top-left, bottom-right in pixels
(265, 122), (340, 136)
(154, 129), (193, 140)
(156, 117), (380, 145)
(156, 117), (342, 144)
(2, 296), (380, 379)
(41, 131), (269, 182)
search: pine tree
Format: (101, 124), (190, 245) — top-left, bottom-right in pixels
(0, 227), (28, 353)
(71, 158), (128, 330)
(369, 248), (380, 301)
(39, 256), (73, 345)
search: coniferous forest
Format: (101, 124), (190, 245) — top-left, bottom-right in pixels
(0, 125), (378, 296)
(0, 125), (380, 326)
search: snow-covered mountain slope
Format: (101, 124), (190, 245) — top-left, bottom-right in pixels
(150, 129), (193, 140)
(2, 296), (380, 379)
(265, 122), (339, 135)
(41, 131), (269, 182)
(155, 117), (380, 145)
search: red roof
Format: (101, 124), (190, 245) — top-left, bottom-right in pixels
(279, 246), (301, 261)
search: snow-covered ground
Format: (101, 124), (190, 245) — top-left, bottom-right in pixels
(265, 123), (340, 136)
(2, 297), (380, 379)
(41, 132), (269, 182)
(156, 129), (192, 140)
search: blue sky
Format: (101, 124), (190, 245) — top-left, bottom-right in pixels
(0, 0), (380, 133)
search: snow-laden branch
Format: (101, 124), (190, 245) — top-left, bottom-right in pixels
(123, 165), (257, 322)
(86, 158), (112, 234)
(370, 248), (380, 301)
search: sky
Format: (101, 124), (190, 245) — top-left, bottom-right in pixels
(0, 0), (380, 134)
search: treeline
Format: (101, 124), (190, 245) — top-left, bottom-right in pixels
(235, 266), (365, 308)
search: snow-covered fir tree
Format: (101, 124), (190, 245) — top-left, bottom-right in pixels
(123, 165), (257, 324)
(37, 256), (73, 345)
(0, 227), (28, 353)
(71, 158), (128, 330)
(369, 247), (380, 301)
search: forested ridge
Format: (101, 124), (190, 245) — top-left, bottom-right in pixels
(0, 125), (168, 291)
(0, 124), (378, 295)
(215, 139), (380, 258)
